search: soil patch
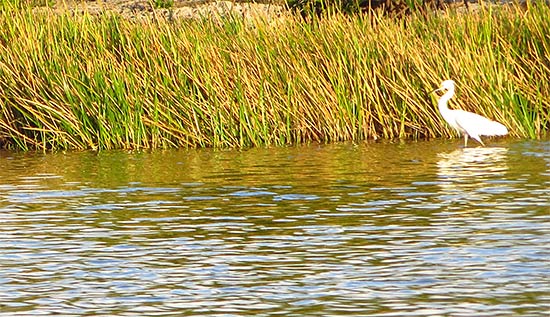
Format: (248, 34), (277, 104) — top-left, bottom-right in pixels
(45, 0), (286, 20)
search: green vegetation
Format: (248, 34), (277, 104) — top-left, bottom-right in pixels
(154, 0), (174, 10)
(286, 0), (439, 16)
(0, 1), (549, 150)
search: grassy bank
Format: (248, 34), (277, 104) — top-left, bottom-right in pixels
(0, 2), (549, 150)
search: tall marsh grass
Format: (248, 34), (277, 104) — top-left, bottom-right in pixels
(0, 1), (549, 150)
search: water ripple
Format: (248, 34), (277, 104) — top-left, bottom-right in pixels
(0, 141), (548, 316)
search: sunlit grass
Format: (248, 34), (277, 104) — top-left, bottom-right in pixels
(0, 1), (548, 150)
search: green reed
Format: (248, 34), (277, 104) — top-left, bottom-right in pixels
(0, 1), (548, 150)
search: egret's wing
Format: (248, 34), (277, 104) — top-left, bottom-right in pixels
(454, 110), (508, 137)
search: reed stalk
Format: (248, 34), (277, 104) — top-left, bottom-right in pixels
(0, 1), (548, 150)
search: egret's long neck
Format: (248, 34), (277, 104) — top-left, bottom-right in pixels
(438, 88), (455, 116)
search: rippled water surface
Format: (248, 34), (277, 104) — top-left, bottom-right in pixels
(0, 140), (548, 316)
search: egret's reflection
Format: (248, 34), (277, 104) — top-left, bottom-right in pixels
(437, 147), (509, 203)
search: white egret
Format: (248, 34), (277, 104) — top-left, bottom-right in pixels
(433, 79), (508, 147)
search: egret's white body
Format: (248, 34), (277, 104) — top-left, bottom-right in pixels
(434, 80), (508, 147)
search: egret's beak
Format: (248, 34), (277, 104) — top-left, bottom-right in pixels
(430, 87), (444, 94)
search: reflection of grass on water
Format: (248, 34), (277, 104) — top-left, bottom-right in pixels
(0, 1), (549, 150)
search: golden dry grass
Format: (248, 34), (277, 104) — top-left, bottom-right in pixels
(0, 1), (548, 150)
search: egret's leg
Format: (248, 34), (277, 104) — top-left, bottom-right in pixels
(472, 135), (485, 147)
(464, 134), (468, 147)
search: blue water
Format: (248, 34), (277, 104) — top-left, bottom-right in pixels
(0, 140), (548, 316)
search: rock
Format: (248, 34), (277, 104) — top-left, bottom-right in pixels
(43, 0), (285, 20)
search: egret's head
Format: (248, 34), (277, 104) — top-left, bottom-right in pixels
(431, 79), (455, 95)
(440, 79), (455, 91)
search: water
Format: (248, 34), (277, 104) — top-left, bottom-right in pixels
(0, 140), (548, 316)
